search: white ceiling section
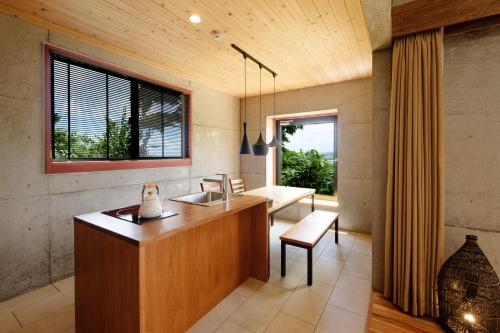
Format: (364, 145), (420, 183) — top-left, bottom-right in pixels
(0, 0), (373, 96)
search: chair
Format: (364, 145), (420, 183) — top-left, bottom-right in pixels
(200, 181), (221, 192)
(229, 178), (247, 194)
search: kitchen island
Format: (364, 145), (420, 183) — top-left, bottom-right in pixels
(73, 194), (269, 333)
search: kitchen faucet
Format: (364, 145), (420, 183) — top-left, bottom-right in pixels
(203, 173), (230, 201)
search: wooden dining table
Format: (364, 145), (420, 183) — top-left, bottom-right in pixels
(242, 185), (316, 226)
(242, 185), (316, 277)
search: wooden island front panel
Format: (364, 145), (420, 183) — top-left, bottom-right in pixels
(74, 196), (268, 333)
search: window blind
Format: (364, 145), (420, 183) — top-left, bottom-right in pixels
(51, 53), (188, 161)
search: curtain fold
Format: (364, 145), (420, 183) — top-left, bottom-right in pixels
(384, 29), (445, 317)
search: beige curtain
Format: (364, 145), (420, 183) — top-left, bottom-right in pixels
(384, 29), (445, 317)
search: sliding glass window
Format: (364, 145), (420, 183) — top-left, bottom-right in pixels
(50, 53), (189, 162)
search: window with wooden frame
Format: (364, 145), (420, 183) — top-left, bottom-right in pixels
(45, 45), (191, 173)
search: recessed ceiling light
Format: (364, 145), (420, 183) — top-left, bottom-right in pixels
(189, 15), (201, 24)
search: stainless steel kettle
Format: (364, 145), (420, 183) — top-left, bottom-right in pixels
(138, 182), (162, 218)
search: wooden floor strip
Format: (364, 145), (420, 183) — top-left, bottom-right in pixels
(366, 292), (444, 333)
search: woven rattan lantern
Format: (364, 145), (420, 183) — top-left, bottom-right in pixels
(438, 235), (500, 333)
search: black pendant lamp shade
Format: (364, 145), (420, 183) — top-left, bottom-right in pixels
(240, 122), (253, 154)
(268, 134), (281, 147)
(437, 235), (500, 333)
(239, 56), (253, 154)
(268, 73), (281, 148)
(253, 65), (269, 156)
(253, 132), (269, 155)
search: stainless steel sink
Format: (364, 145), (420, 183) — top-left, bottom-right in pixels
(170, 191), (233, 207)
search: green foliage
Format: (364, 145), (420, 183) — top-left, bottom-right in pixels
(281, 149), (335, 195)
(53, 128), (68, 159)
(279, 124), (336, 195)
(108, 111), (131, 158)
(53, 108), (131, 159)
(281, 124), (303, 145)
(71, 130), (106, 158)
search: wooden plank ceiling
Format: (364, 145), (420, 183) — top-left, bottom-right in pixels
(0, 0), (372, 96)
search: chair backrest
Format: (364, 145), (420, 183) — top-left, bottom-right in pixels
(230, 178), (247, 194)
(200, 181), (221, 192)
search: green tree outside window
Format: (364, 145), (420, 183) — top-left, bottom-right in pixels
(280, 125), (336, 195)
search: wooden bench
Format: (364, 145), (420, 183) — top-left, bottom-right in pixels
(279, 210), (339, 286)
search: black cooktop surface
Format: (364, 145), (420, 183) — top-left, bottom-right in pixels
(102, 205), (177, 225)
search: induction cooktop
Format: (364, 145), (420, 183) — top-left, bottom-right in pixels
(102, 205), (177, 225)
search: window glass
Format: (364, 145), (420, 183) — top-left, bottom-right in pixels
(50, 53), (188, 162)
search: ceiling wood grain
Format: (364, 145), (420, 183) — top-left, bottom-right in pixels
(0, 0), (372, 96)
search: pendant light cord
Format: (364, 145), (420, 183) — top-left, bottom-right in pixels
(244, 55), (247, 121)
(259, 65), (262, 131)
(273, 74), (276, 118)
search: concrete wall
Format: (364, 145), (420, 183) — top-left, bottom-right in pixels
(371, 49), (391, 292)
(240, 79), (373, 233)
(443, 27), (500, 273)
(0, 13), (240, 301)
(361, 0), (391, 51)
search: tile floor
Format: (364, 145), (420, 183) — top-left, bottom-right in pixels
(0, 218), (372, 333)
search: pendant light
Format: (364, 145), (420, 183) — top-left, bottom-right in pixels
(252, 65), (269, 156)
(268, 73), (281, 147)
(239, 55), (253, 154)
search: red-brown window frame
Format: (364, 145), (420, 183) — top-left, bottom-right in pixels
(44, 44), (192, 174)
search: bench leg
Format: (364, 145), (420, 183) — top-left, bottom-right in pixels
(307, 248), (313, 286)
(271, 214), (274, 227)
(281, 241), (286, 277)
(311, 194), (315, 212)
(335, 217), (339, 244)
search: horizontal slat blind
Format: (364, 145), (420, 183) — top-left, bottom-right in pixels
(51, 53), (187, 161)
(139, 83), (163, 158)
(52, 59), (69, 159)
(163, 91), (183, 157)
(138, 83), (183, 158)
(108, 76), (132, 159)
(69, 64), (107, 159)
